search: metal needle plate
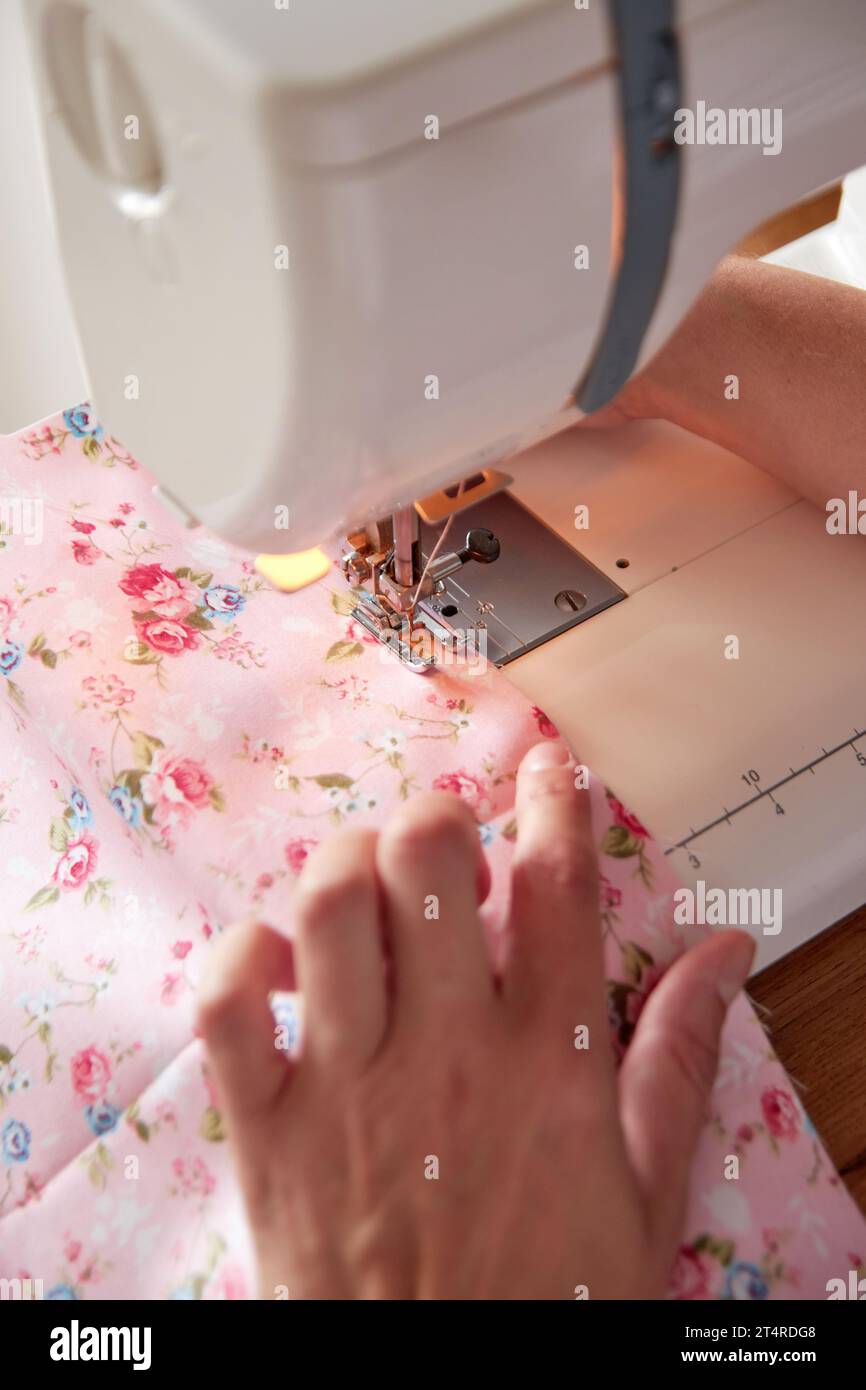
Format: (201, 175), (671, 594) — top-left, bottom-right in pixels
(418, 491), (625, 666)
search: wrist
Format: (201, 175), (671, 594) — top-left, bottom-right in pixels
(612, 366), (665, 425)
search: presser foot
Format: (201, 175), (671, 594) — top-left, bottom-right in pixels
(350, 593), (435, 674)
(350, 590), (488, 674)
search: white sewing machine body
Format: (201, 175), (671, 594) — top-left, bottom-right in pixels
(21, 0), (866, 547)
(18, 0), (866, 965)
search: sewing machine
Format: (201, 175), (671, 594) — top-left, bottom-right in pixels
(19, 0), (866, 966)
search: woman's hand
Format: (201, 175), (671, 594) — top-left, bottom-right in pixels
(198, 741), (754, 1300)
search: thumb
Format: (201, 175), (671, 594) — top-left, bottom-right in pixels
(618, 930), (755, 1252)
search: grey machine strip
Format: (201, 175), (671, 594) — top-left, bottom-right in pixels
(575, 0), (682, 414)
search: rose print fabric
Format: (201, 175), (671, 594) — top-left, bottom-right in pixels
(0, 406), (864, 1301)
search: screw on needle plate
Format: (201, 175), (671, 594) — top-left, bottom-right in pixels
(554, 590), (587, 613)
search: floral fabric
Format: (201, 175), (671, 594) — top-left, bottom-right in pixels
(0, 407), (864, 1300)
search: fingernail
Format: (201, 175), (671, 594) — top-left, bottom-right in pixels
(521, 740), (571, 772)
(716, 934), (756, 1006)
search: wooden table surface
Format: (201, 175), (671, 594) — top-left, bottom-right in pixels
(749, 910), (866, 1215)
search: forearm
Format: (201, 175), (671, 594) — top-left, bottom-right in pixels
(623, 255), (866, 508)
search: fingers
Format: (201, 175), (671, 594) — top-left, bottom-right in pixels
(197, 919), (297, 1130)
(618, 930), (755, 1250)
(203, 803), (493, 1103)
(503, 742), (607, 1045)
(376, 792), (493, 1032)
(292, 829), (387, 1072)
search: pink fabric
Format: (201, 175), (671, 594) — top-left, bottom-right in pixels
(0, 406), (864, 1301)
